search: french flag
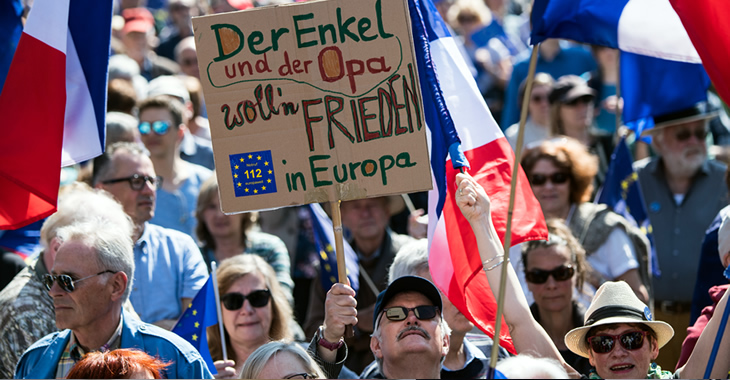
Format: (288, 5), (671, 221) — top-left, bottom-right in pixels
(0, 0), (111, 229)
(408, 0), (547, 354)
(530, 0), (713, 133)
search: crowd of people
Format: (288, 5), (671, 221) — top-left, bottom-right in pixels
(1, 0), (730, 378)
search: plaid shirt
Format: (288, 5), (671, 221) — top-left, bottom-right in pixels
(54, 319), (123, 379)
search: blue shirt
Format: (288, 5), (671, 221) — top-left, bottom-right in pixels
(501, 45), (597, 129)
(150, 162), (212, 240)
(14, 310), (213, 379)
(131, 223), (209, 323)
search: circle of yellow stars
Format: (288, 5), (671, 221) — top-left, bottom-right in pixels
(233, 155), (272, 194)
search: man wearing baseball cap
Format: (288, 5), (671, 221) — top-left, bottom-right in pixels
(307, 276), (450, 379)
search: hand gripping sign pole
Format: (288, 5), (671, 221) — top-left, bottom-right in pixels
(330, 199), (355, 338)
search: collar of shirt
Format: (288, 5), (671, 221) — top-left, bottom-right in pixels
(135, 222), (152, 253)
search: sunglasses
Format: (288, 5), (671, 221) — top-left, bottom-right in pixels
(564, 96), (593, 106)
(283, 373), (317, 379)
(531, 94), (549, 103)
(383, 305), (439, 322)
(221, 289), (271, 310)
(529, 172), (569, 186)
(525, 265), (575, 284)
(43, 270), (116, 293)
(101, 174), (162, 191)
(675, 128), (708, 142)
(588, 330), (649, 354)
(139, 120), (171, 136)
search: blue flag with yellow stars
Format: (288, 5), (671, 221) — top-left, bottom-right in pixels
(230, 150), (277, 198)
(596, 135), (659, 277)
(307, 203), (359, 294)
(172, 276), (218, 373)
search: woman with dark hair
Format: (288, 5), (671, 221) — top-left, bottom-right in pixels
(521, 137), (650, 303)
(523, 219), (593, 375)
(195, 174), (293, 302)
(209, 255), (295, 379)
(66, 349), (170, 379)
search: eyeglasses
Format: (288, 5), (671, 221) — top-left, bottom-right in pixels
(181, 58), (197, 66)
(43, 270), (117, 292)
(283, 373), (317, 379)
(138, 120), (171, 136)
(525, 265), (575, 284)
(529, 172), (569, 186)
(564, 96), (593, 106)
(221, 289), (271, 310)
(588, 331), (649, 354)
(531, 94), (549, 103)
(101, 174), (162, 190)
(675, 128), (708, 142)
(383, 305), (439, 322)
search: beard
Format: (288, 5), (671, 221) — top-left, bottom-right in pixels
(663, 145), (706, 178)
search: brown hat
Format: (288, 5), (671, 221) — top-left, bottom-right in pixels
(549, 75), (596, 105)
(640, 102), (719, 137)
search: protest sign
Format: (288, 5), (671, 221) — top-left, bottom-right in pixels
(192, 0), (431, 213)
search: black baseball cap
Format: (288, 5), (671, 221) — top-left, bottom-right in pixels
(373, 276), (443, 329)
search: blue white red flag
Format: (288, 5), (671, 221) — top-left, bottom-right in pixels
(410, 0), (547, 354)
(530, 0), (711, 134)
(0, 0), (110, 229)
(670, 0), (730, 106)
(172, 275), (218, 374)
(307, 203), (359, 294)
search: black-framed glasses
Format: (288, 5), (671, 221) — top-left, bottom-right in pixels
(588, 331), (649, 354)
(43, 270), (117, 292)
(139, 120), (171, 136)
(101, 174), (162, 190)
(675, 128), (708, 142)
(525, 265), (575, 284)
(283, 373), (317, 379)
(529, 172), (570, 186)
(383, 305), (439, 322)
(221, 289), (271, 310)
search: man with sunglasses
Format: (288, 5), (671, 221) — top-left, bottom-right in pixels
(93, 142), (208, 329)
(137, 95), (213, 240)
(14, 221), (212, 379)
(635, 102), (729, 368)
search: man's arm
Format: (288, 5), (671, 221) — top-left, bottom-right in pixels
(678, 289), (730, 378)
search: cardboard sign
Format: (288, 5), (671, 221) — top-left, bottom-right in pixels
(192, 0), (431, 213)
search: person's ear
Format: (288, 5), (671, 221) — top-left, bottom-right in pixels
(370, 335), (383, 360)
(109, 271), (128, 302)
(650, 337), (659, 360)
(588, 349), (595, 367)
(441, 330), (450, 357)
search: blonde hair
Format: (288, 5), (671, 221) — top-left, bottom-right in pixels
(239, 341), (325, 379)
(208, 255), (294, 363)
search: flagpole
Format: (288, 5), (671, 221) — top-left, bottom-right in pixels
(489, 45), (540, 370)
(615, 50), (622, 137)
(330, 199), (354, 337)
(211, 261), (228, 361)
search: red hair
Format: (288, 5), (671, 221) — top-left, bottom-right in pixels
(66, 348), (170, 379)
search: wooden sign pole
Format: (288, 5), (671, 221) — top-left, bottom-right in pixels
(330, 199), (354, 337)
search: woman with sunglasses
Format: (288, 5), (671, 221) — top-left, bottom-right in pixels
(208, 254), (295, 379)
(548, 74), (613, 186)
(240, 341), (325, 379)
(523, 219), (593, 375)
(504, 72), (554, 150)
(521, 137), (650, 304)
(454, 172), (730, 379)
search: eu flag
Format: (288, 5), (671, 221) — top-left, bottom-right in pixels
(596, 135), (659, 277)
(307, 203), (359, 294)
(172, 276), (218, 373)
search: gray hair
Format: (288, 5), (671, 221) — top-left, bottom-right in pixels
(496, 354), (569, 379)
(54, 221), (135, 302)
(41, 182), (133, 247)
(92, 142), (150, 186)
(174, 36), (196, 63)
(106, 112), (139, 146)
(239, 341), (326, 379)
(387, 239), (429, 284)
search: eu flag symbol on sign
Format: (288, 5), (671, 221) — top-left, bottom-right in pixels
(172, 276), (218, 374)
(230, 150), (277, 197)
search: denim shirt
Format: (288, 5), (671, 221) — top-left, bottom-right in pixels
(131, 223), (208, 323)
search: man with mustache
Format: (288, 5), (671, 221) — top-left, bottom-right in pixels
(93, 142), (208, 329)
(635, 102), (728, 368)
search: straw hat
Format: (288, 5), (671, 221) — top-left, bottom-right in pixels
(564, 282), (674, 358)
(640, 102), (718, 137)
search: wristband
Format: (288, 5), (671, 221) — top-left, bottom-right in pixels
(317, 326), (344, 351)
